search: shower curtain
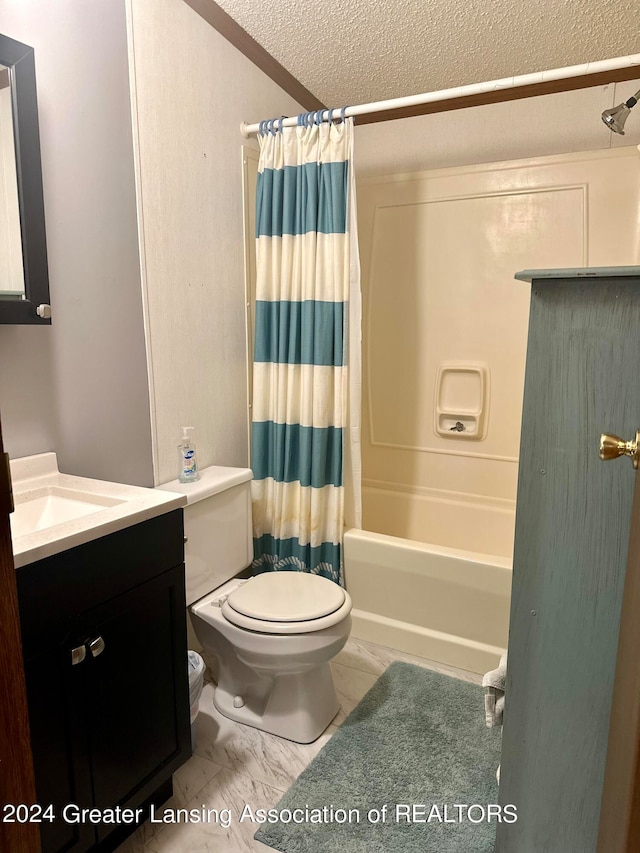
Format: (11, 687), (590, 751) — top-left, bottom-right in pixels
(251, 115), (361, 586)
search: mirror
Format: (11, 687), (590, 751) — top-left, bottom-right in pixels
(0, 34), (50, 324)
(0, 62), (24, 300)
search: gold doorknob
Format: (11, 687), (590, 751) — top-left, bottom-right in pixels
(599, 431), (640, 469)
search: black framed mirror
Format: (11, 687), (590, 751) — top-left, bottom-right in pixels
(0, 33), (50, 324)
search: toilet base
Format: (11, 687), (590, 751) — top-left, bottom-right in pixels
(213, 661), (340, 743)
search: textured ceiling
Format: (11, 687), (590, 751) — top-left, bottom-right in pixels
(216, 0), (640, 107)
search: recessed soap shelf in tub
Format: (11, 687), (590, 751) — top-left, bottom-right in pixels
(434, 363), (489, 439)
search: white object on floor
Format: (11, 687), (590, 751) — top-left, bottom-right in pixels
(159, 466), (352, 745)
(187, 650), (205, 746)
(483, 651), (507, 727)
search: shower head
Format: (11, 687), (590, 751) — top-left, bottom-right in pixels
(602, 88), (640, 135)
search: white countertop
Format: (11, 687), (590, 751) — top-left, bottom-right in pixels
(159, 464), (253, 504)
(10, 453), (186, 569)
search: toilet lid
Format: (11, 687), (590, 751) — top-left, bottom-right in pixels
(226, 572), (346, 623)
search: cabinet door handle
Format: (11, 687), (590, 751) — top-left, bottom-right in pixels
(88, 636), (105, 658)
(70, 645), (86, 666)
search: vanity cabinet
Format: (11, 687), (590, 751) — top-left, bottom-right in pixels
(16, 510), (191, 853)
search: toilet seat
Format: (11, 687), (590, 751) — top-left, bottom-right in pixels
(228, 572), (345, 621)
(221, 572), (351, 635)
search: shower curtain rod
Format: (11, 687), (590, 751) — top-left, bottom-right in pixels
(240, 53), (640, 137)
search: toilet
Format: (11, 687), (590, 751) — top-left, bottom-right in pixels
(161, 465), (352, 744)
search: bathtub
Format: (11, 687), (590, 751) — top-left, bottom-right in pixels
(344, 486), (514, 675)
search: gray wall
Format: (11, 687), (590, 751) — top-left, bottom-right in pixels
(0, 0), (153, 485)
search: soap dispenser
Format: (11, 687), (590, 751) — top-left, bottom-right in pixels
(178, 426), (200, 483)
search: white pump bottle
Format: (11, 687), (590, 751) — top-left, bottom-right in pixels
(178, 426), (200, 483)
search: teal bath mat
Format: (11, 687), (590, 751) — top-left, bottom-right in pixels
(255, 661), (502, 852)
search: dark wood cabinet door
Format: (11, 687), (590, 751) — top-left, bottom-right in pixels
(78, 566), (190, 841)
(17, 514), (189, 853)
(24, 647), (95, 853)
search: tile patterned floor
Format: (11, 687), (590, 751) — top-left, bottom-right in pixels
(116, 638), (481, 852)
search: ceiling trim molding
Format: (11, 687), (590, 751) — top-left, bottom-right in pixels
(356, 67), (640, 125)
(182, 0), (326, 111)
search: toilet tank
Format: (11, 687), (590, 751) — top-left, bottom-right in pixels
(159, 466), (253, 605)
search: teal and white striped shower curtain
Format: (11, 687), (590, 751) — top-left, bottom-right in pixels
(251, 117), (361, 586)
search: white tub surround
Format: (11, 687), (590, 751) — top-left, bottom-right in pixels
(363, 483), (516, 559)
(9, 453), (186, 568)
(344, 529), (512, 675)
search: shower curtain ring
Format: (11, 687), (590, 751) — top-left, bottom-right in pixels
(315, 109), (324, 125)
(327, 108), (335, 124)
(340, 106), (349, 123)
(277, 115), (287, 133)
(268, 118), (277, 135)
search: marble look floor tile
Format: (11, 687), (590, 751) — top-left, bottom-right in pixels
(118, 638), (483, 851)
(114, 795), (182, 852)
(330, 662), (379, 725)
(427, 660), (482, 685)
(335, 637), (482, 685)
(193, 682), (336, 792)
(334, 637), (398, 676)
(173, 753), (225, 806)
(114, 755), (223, 852)
(113, 826), (147, 853)
(146, 767), (282, 853)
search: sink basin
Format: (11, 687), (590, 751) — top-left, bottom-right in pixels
(8, 452), (187, 569)
(11, 486), (125, 539)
